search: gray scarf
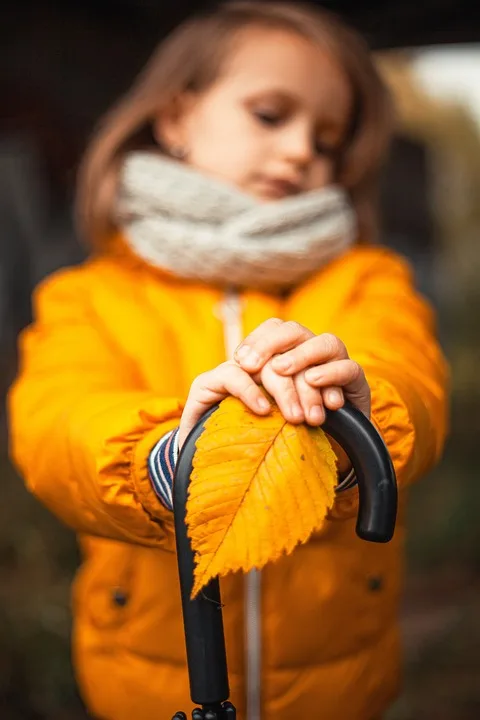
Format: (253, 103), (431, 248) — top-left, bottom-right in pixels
(115, 151), (357, 292)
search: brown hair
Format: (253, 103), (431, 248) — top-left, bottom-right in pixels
(76, 1), (393, 245)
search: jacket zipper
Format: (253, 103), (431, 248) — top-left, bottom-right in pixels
(218, 290), (262, 720)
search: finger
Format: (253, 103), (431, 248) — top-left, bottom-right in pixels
(259, 362), (305, 424)
(294, 371), (325, 425)
(304, 359), (370, 416)
(271, 333), (348, 375)
(233, 318), (283, 368)
(234, 319), (313, 372)
(182, 363), (271, 437)
(321, 386), (345, 411)
(205, 362), (272, 413)
(305, 359), (363, 390)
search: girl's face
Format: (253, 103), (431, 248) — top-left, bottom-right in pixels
(156, 26), (353, 201)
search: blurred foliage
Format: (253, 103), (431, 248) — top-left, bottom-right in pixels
(0, 453), (85, 718)
(383, 57), (480, 716)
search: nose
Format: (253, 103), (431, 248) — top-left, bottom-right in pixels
(278, 120), (314, 168)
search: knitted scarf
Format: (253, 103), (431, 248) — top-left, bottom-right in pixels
(115, 151), (357, 292)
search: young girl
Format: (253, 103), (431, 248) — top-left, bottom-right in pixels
(8, 2), (448, 718)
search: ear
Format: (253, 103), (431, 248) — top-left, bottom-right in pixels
(153, 92), (196, 154)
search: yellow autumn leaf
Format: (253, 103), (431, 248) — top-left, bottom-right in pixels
(187, 396), (337, 597)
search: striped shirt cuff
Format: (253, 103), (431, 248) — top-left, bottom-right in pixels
(335, 466), (358, 493)
(148, 427), (180, 511)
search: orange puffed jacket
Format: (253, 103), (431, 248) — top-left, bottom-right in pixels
(8, 237), (448, 719)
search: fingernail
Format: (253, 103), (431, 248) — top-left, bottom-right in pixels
(257, 396), (271, 411)
(235, 346), (260, 369)
(307, 370), (323, 384)
(327, 390), (343, 405)
(290, 403), (304, 421)
(235, 345), (249, 361)
(273, 355), (292, 372)
(309, 405), (324, 423)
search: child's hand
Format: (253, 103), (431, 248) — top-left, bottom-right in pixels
(178, 318), (371, 454)
(179, 331), (331, 450)
(234, 318), (371, 422)
(178, 360), (272, 450)
(178, 339), (333, 450)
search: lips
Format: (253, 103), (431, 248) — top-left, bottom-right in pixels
(256, 176), (301, 199)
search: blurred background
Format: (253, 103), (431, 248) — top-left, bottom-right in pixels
(1, 1), (479, 718)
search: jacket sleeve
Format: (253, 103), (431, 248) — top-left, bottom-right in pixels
(294, 247), (449, 508)
(8, 269), (183, 548)
(340, 249), (449, 491)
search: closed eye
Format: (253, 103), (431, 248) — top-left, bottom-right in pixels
(252, 109), (285, 127)
(314, 138), (341, 157)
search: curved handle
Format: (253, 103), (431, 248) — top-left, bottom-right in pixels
(323, 401), (397, 543)
(173, 401), (397, 708)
